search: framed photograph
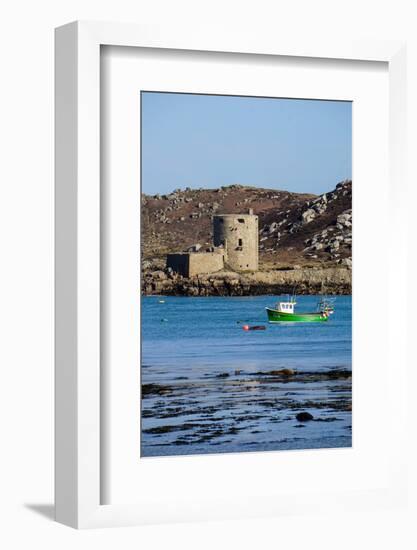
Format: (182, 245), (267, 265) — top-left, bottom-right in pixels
(55, 21), (408, 528)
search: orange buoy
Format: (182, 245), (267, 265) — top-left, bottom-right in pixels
(242, 325), (250, 331)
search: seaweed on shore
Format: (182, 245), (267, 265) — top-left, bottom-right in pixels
(142, 383), (173, 396)
(141, 368), (352, 399)
(251, 368), (351, 382)
(141, 368), (352, 451)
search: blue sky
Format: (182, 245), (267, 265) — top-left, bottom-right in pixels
(141, 92), (351, 196)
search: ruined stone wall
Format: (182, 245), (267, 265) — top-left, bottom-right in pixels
(167, 252), (224, 277)
(188, 251), (224, 276)
(213, 214), (258, 271)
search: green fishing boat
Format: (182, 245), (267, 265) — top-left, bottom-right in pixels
(266, 296), (330, 323)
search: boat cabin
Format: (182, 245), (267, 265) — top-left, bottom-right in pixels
(276, 301), (296, 313)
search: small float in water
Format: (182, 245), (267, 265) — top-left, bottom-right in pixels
(266, 295), (332, 323)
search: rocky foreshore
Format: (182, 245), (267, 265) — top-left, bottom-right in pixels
(141, 366), (352, 455)
(142, 266), (352, 296)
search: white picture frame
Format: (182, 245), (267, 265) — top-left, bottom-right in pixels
(55, 21), (407, 529)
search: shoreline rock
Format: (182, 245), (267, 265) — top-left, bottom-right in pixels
(142, 267), (352, 296)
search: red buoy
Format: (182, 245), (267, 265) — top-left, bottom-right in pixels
(242, 324), (266, 331)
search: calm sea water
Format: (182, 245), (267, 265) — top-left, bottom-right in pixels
(141, 295), (352, 457)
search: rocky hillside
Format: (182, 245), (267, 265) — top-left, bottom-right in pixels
(142, 180), (352, 270)
(260, 180), (352, 268)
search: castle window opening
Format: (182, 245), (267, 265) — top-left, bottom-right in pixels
(238, 238), (243, 247)
(238, 218), (245, 223)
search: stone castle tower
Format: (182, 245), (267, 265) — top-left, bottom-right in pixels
(213, 210), (258, 271)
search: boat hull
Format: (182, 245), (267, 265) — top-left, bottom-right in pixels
(265, 307), (328, 323)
